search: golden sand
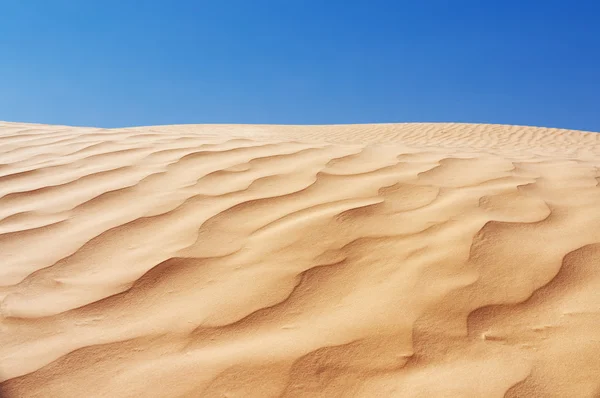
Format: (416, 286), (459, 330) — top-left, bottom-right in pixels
(1, 121), (599, 397)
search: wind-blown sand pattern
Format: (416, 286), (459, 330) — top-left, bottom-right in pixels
(1, 121), (600, 397)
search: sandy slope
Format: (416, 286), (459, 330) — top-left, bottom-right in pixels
(0, 121), (599, 398)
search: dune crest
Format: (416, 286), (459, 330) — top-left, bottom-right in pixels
(1, 121), (600, 397)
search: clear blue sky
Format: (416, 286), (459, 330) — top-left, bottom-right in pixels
(1, 1), (599, 131)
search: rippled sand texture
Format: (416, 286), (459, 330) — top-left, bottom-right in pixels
(1, 122), (600, 398)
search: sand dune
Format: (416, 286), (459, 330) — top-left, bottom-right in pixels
(1, 121), (600, 397)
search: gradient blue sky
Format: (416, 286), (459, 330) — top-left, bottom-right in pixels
(1, 1), (599, 130)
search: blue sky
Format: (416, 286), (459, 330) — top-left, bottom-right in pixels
(1, 1), (599, 131)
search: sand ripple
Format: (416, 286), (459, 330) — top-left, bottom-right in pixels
(1, 122), (599, 397)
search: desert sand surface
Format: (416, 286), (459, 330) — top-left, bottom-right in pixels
(1, 121), (600, 397)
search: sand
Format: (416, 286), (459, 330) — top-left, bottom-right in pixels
(0, 121), (599, 397)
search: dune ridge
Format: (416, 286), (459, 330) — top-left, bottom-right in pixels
(1, 121), (599, 397)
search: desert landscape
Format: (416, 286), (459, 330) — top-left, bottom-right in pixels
(0, 121), (599, 397)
